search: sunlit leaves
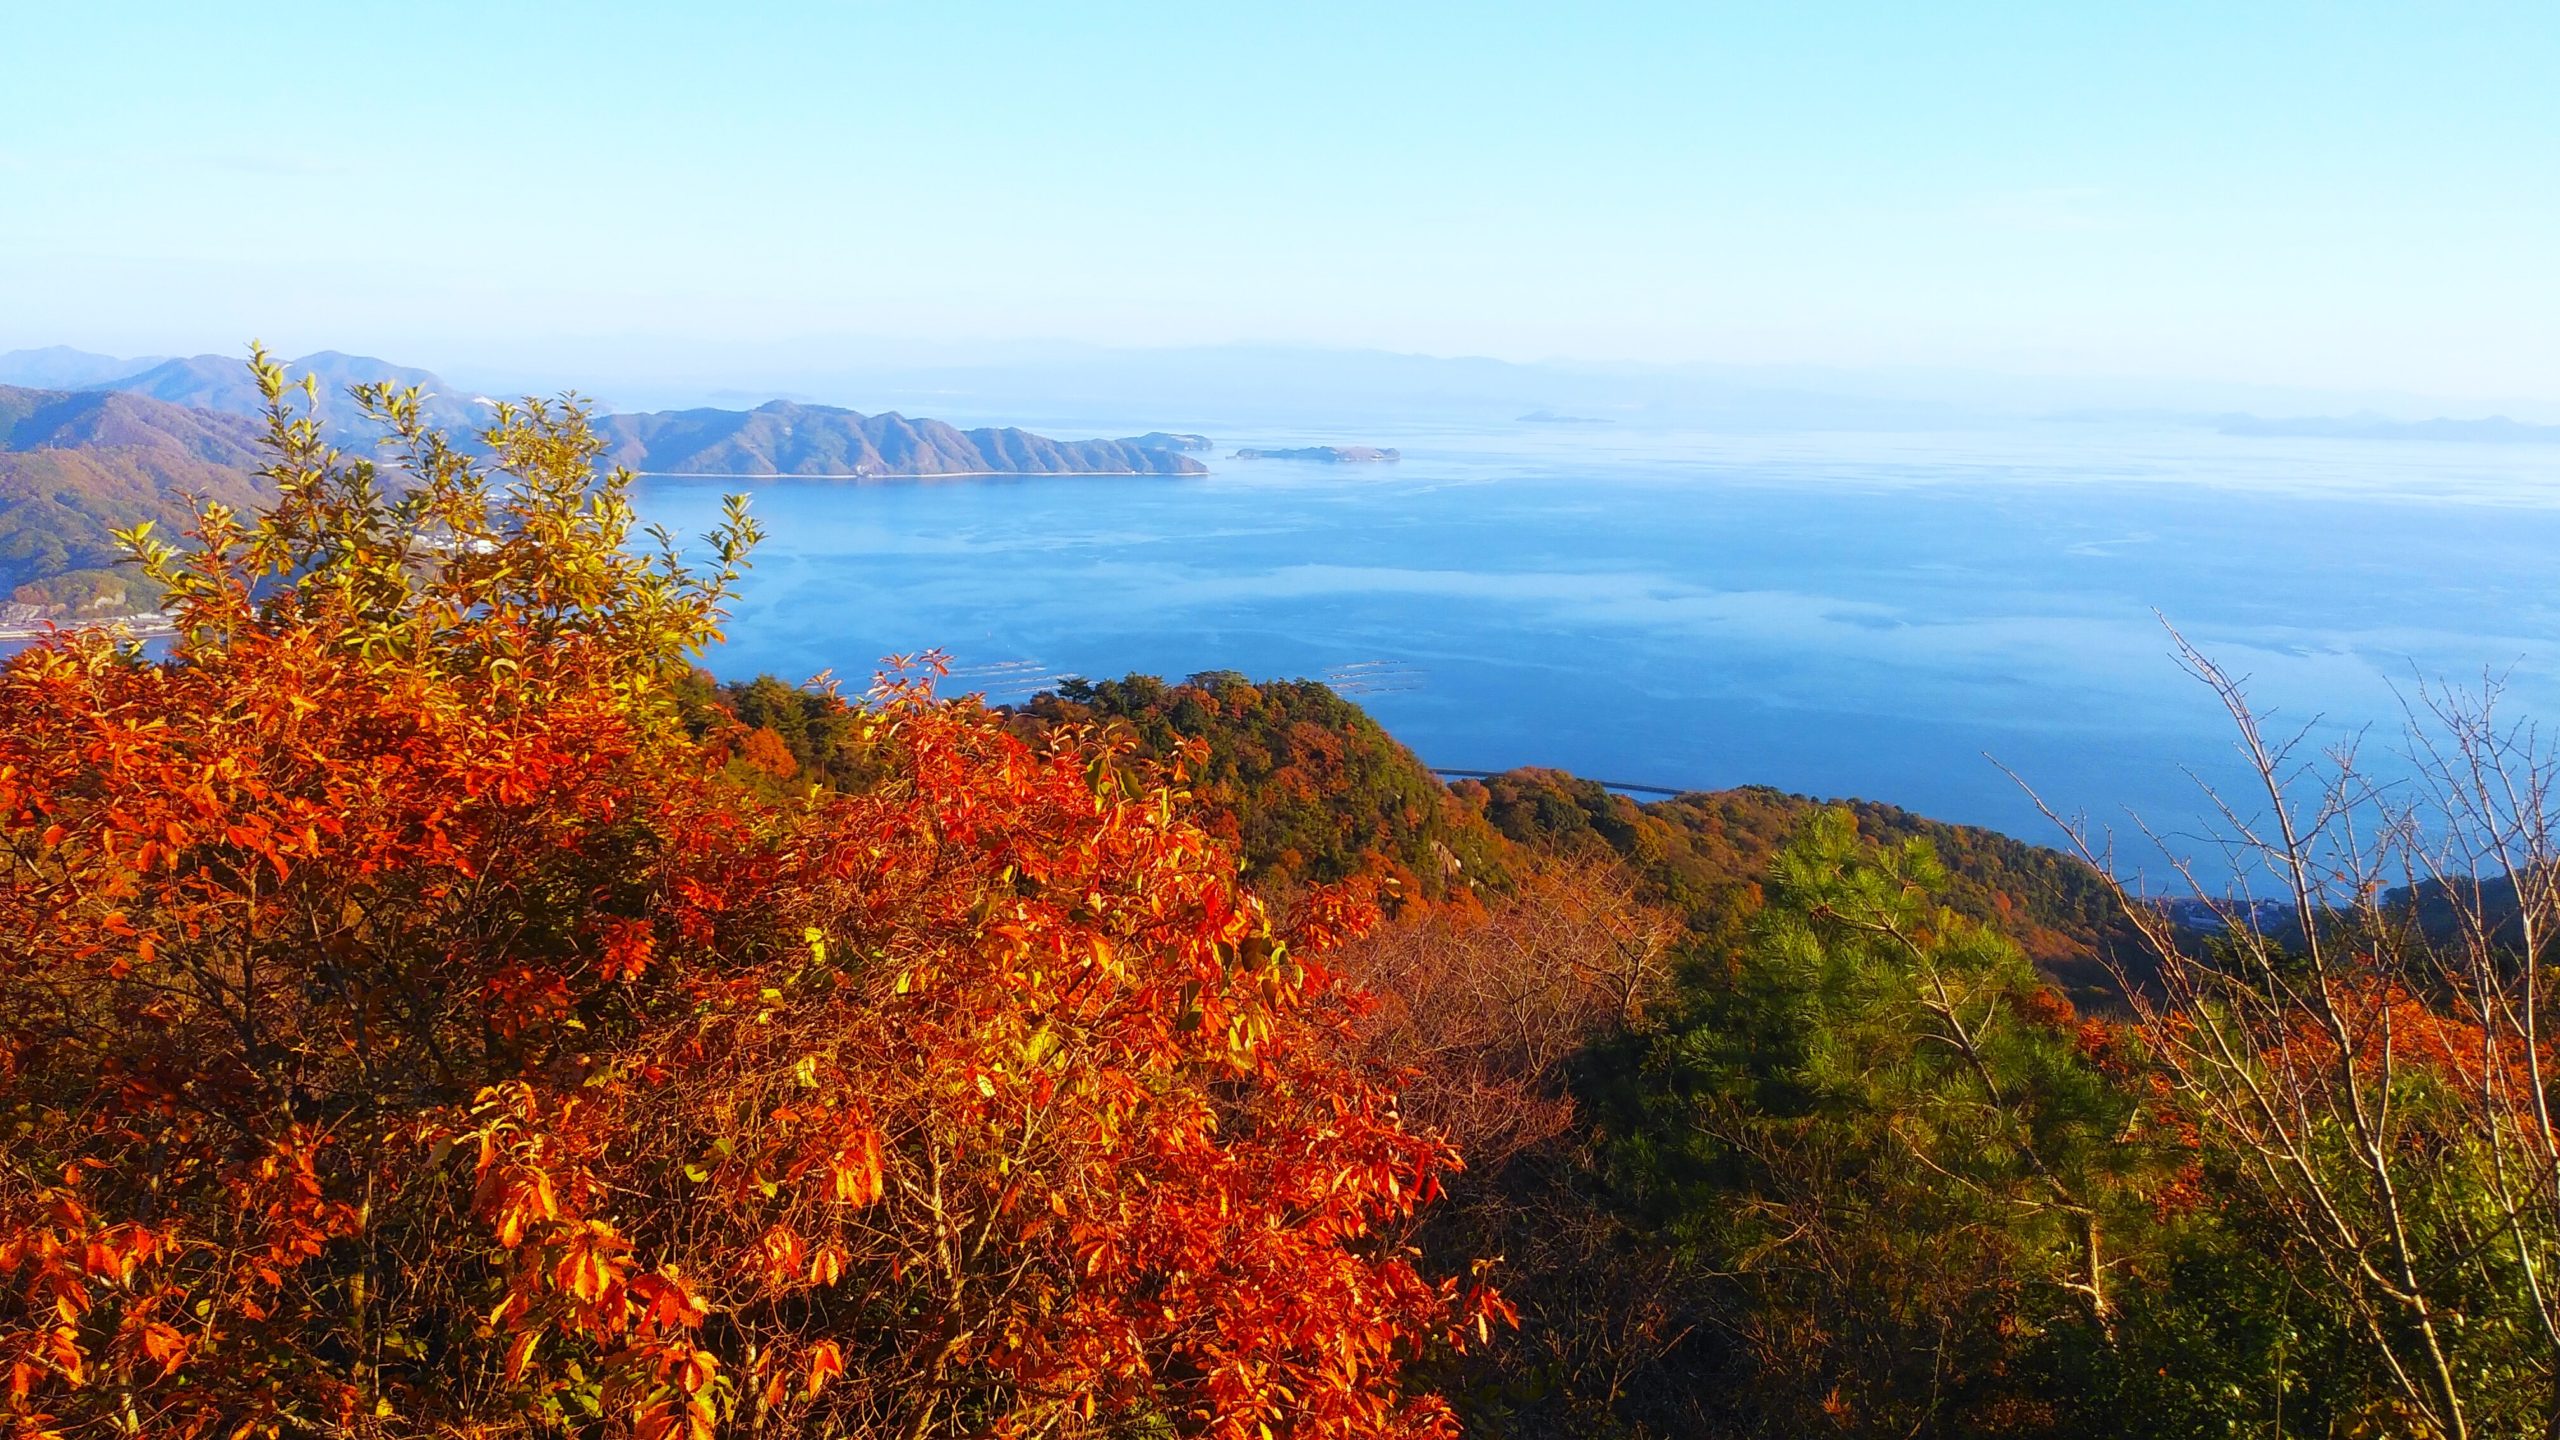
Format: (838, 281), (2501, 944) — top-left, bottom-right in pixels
(0, 354), (1490, 1438)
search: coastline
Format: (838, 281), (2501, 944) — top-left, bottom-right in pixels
(629, 469), (1194, 480)
(0, 617), (175, 644)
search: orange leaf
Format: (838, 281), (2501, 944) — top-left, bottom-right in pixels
(503, 1328), (540, 1385)
(806, 1340), (844, 1398)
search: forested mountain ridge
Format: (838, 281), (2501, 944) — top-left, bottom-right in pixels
(1463, 767), (2145, 1001)
(0, 383), (274, 615)
(675, 664), (2263, 1436)
(1, 384), (266, 461)
(593, 399), (1207, 477)
(1020, 672), (1516, 904)
(0, 357), (1211, 614)
(705, 665), (2136, 1000)
(47, 346), (1205, 478)
(86, 349), (488, 437)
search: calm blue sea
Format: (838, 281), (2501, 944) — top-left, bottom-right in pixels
(626, 418), (2560, 877)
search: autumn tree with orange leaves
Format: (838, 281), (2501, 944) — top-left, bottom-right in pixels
(0, 352), (1503, 1440)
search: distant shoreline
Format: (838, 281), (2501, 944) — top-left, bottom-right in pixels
(629, 469), (1188, 481)
(0, 618), (174, 643)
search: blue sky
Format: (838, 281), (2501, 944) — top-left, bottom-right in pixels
(5, 2), (2556, 402)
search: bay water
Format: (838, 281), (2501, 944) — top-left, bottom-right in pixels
(636, 417), (2560, 880)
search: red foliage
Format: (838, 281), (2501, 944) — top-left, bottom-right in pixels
(2253, 973), (2550, 1119)
(2015, 985), (2078, 1032)
(0, 367), (1496, 1439)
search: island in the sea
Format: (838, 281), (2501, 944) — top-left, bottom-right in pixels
(1121, 431), (1213, 453)
(593, 401), (1206, 478)
(1230, 445), (1402, 463)
(1517, 410), (1611, 425)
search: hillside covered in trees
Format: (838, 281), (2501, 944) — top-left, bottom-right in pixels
(666, 651), (2560, 1439)
(1030, 674), (2147, 1000)
(0, 383), (274, 615)
(9, 360), (2560, 1440)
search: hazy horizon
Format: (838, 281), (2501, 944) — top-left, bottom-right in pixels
(8, 2), (2557, 411)
(17, 335), (2560, 433)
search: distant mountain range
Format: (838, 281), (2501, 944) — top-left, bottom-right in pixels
(0, 347), (486, 440)
(1, 348), (1208, 478)
(0, 346), (174, 389)
(432, 336), (2560, 432)
(2216, 412), (2560, 444)
(104, 350), (488, 436)
(0, 352), (1209, 618)
(23, 341), (2559, 436)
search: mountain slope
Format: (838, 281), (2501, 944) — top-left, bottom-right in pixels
(90, 350), (487, 437)
(594, 400), (1206, 477)
(0, 385), (273, 617)
(2, 386), (267, 464)
(1465, 768), (2144, 1004)
(91, 354), (268, 412)
(1019, 671), (1513, 904)
(707, 666), (2138, 999)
